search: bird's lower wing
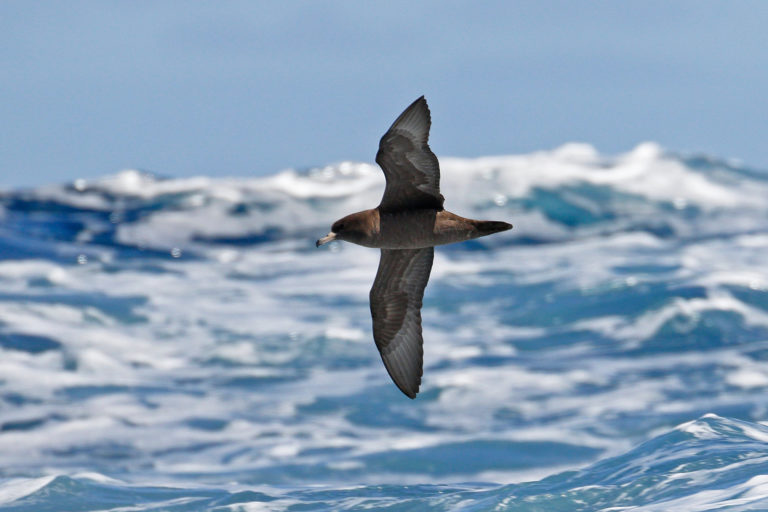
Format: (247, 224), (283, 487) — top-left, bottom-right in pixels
(369, 247), (434, 398)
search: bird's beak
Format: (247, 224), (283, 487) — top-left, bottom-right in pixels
(316, 232), (337, 247)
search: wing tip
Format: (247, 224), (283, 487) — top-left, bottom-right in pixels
(379, 349), (423, 399)
(384, 359), (423, 399)
(396, 380), (420, 399)
(384, 96), (431, 140)
(404, 389), (418, 399)
(410, 95), (430, 118)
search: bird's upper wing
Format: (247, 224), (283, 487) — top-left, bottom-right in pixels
(375, 96), (444, 212)
(369, 247), (434, 398)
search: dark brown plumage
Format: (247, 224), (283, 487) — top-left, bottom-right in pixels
(317, 96), (512, 398)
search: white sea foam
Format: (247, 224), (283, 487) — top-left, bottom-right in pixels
(9, 143), (768, 253)
(0, 475), (56, 505)
(632, 473), (768, 511)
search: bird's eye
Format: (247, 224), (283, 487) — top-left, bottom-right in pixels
(337, 223), (345, 231)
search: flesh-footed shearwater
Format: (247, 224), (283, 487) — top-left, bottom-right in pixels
(316, 96), (512, 398)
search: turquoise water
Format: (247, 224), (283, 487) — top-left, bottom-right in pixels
(2, 144), (768, 510)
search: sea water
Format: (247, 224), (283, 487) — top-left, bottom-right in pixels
(2, 143), (768, 510)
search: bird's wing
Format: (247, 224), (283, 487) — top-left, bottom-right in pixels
(369, 247), (434, 398)
(375, 96), (444, 212)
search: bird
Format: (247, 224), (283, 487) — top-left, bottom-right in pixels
(316, 96), (512, 399)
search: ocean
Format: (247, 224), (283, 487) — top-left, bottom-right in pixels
(2, 142), (768, 511)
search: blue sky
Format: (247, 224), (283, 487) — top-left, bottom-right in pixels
(2, 1), (767, 187)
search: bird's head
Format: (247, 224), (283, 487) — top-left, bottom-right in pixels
(316, 211), (371, 247)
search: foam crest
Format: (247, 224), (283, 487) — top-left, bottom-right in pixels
(2, 144), (766, 254)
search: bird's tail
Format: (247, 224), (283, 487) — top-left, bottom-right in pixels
(475, 220), (513, 237)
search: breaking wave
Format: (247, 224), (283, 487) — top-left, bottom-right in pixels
(2, 143), (768, 510)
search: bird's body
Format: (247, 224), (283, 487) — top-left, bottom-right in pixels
(317, 96), (512, 398)
(326, 208), (511, 249)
